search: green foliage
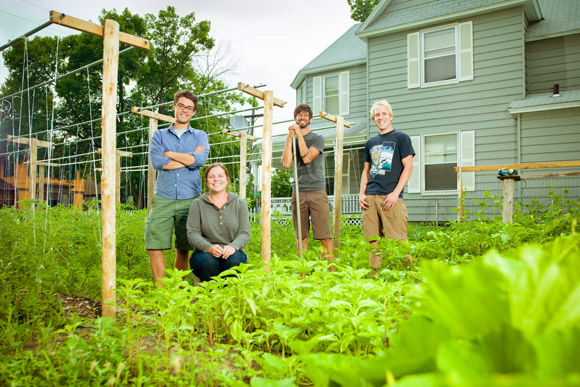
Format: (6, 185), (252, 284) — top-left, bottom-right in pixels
(271, 168), (293, 198)
(347, 0), (381, 22)
(0, 191), (579, 385)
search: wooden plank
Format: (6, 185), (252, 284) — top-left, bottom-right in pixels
(455, 161), (580, 173)
(502, 178), (514, 223)
(36, 162), (60, 167)
(319, 111), (352, 128)
(221, 128), (257, 141)
(237, 82), (286, 108)
(239, 133), (248, 200)
(131, 107), (176, 123)
(29, 140), (37, 204)
(98, 148), (133, 157)
(148, 118), (158, 213)
(101, 19), (119, 319)
(49, 11), (150, 50)
(521, 171), (580, 179)
(38, 165), (45, 202)
(261, 91), (273, 264)
(7, 134), (54, 148)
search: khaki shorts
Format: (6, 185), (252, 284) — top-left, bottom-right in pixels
(145, 194), (194, 251)
(362, 196), (408, 241)
(291, 190), (332, 241)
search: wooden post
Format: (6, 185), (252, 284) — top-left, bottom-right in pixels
(38, 164), (45, 202)
(101, 19), (119, 318)
(332, 116), (345, 249)
(221, 128), (256, 200)
(239, 133), (248, 199)
(29, 139), (38, 203)
(319, 112), (352, 249)
(116, 150), (122, 205)
(501, 177), (515, 223)
(261, 91), (273, 264)
(457, 168), (463, 222)
(148, 117), (158, 212)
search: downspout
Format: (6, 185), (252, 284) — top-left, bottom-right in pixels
(366, 38), (371, 139)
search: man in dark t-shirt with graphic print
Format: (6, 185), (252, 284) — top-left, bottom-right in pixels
(359, 100), (415, 276)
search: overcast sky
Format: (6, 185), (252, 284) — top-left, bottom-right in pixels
(0, 0), (356, 121)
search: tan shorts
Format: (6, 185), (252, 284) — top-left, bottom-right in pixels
(291, 190), (332, 241)
(362, 196), (408, 241)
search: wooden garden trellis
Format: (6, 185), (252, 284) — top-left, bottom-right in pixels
(13, 11), (150, 318)
(456, 161), (580, 223)
(7, 135), (55, 205)
(2, 10), (150, 318)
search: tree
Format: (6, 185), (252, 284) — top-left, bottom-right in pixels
(347, 0), (381, 22)
(1, 6), (251, 209)
(271, 168), (293, 198)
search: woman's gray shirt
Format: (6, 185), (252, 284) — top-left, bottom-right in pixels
(186, 192), (251, 253)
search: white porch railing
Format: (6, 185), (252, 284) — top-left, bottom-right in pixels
(270, 194), (361, 216)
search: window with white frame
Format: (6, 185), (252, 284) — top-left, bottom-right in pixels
(407, 131), (475, 194)
(424, 133), (457, 191)
(407, 21), (473, 88)
(313, 71), (349, 116)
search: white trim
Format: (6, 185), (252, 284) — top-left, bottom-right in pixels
(408, 135), (421, 193)
(508, 101), (580, 114)
(526, 29), (580, 42)
(313, 76), (322, 115)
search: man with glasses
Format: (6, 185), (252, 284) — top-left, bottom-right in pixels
(146, 90), (209, 286)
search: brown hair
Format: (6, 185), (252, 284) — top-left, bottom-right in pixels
(173, 90), (198, 112)
(293, 103), (313, 120)
(205, 163), (230, 182)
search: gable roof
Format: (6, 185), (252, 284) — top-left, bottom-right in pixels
(357, 0), (542, 38)
(527, 0), (580, 41)
(290, 23), (366, 89)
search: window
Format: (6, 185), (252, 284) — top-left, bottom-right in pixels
(424, 27), (456, 83)
(407, 131), (475, 194)
(324, 75), (339, 115)
(408, 21), (473, 88)
(424, 133), (457, 191)
(313, 71), (349, 116)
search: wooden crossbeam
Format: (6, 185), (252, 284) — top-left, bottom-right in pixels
(319, 111), (353, 128)
(455, 161), (580, 173)
(237, 82), (286, 108)
(221, 128), (257, 141)
(98, 149), (133, 157)
(7, 135), (54, 148)
(131, 107), (176, 124)
(50, 11), (150, 50)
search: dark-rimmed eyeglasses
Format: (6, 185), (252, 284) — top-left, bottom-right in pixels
(175, 103), (195, 113)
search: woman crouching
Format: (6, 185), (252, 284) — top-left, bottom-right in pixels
(187, 163), (251, 282)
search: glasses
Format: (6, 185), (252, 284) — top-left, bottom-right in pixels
(175, 103), (195, 113)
